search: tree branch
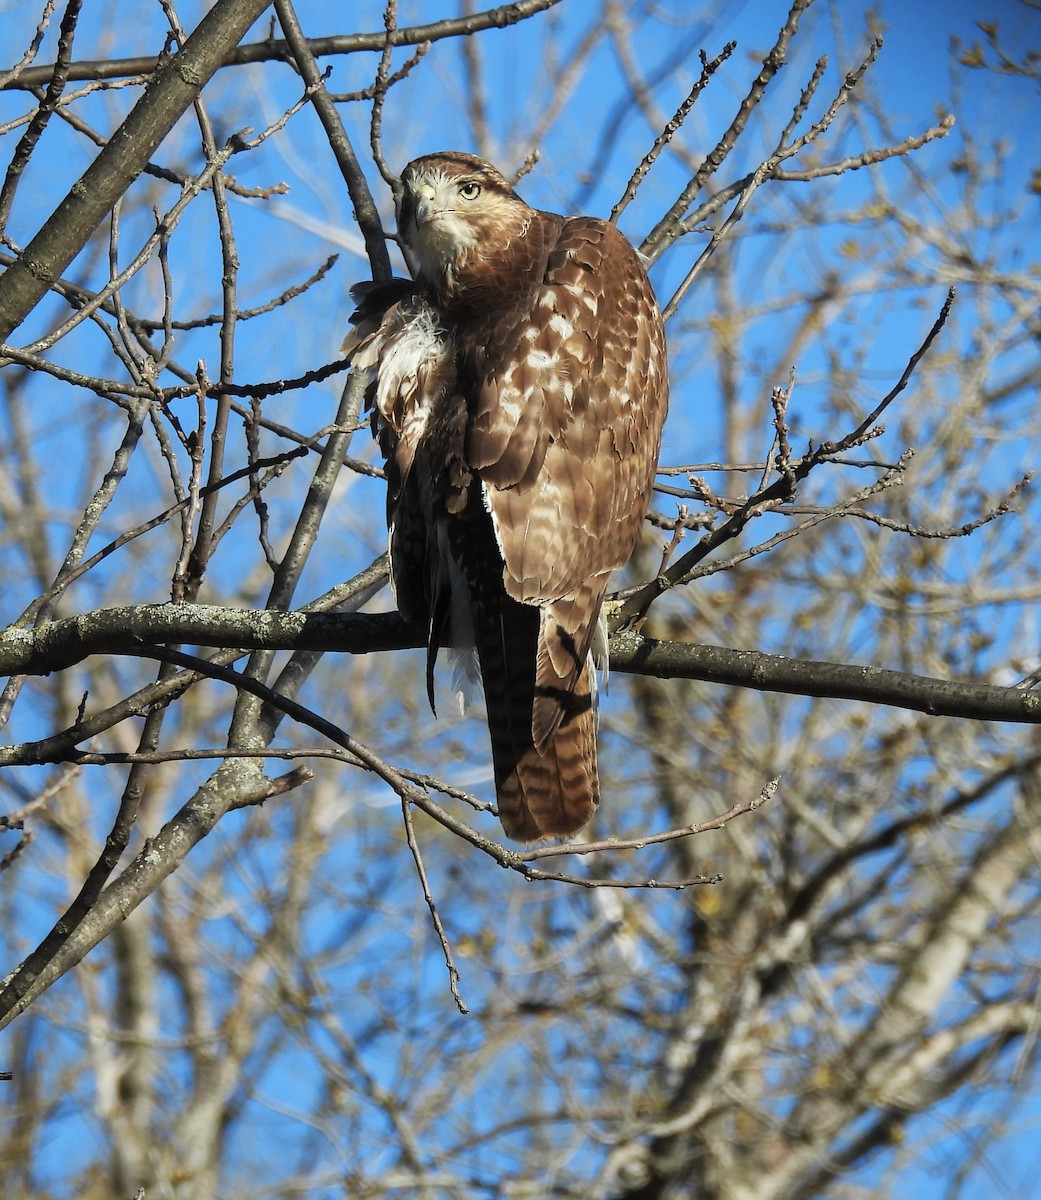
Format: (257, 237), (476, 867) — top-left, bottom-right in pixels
(1, 0), (565, 90)
(2, 605), (1040, 743)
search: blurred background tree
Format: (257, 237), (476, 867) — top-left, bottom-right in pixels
(1, 1), (1040, 1197)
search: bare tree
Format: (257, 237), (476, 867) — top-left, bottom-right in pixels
(1, 1), (1039, 1197)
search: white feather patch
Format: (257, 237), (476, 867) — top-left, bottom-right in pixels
(446, 646), (483, 715)
(375, 305), (446, 416)
(547, 313), (573, 338)
(435, 522), (481, 714)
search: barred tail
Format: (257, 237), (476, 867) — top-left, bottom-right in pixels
(475, 592), (599, 842)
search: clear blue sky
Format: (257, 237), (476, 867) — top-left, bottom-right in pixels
(2, 1), (1041, 1196)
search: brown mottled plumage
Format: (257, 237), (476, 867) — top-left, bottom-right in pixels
(344, 152), (668, 840)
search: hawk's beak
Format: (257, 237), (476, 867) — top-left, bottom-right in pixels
(410, 182), (438, 226)
(413, 196), (435, 226)
(412, 182), (438, 227)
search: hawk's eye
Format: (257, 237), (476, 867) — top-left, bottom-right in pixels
(458, 181), (482, 200)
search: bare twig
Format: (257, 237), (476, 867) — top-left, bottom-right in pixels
(274, 0), (392, 281)
(641, 0), (813, 262)
(516, 868), (720, 889)
(611, 42), (736, 224)
(0, 0), (59, 90)
(370, 1), (421, 188)
(524, 781), (778, 860)
(3, 0), (566, 91)
(22, 133), (245, 354)
(0, 0), (83, 230)
(401, 799), (469, 1014)
(616, 291), (956, 622)
(832, 473), (1032, 539)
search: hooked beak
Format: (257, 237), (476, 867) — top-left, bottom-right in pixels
(411, 182), (439, 227)
(413, 195), (435, 226)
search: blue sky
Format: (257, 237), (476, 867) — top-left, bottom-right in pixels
(3, 1), (1041, 1197)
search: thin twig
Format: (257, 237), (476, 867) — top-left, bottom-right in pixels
(0, 0), (82, 229)
(616, 291), (956, 624)
(22, 134), (244, 354)
(641, 0), (813, 261)
(611, 42), (736, 224)
(274, 0), (392, 281)
(524, 781), (778, 860)
(371, 1), (410, 188)
(4, 0), (566, 90)
(0, 0), (59, 90)
(401, 798), (469, 1014)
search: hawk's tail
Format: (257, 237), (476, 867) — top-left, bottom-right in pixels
(475, 593), (599, 842)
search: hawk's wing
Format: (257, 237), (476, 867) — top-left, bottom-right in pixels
(463, 214), (669, 744)
(468, 214), (667, 608)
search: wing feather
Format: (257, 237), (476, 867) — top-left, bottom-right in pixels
(461, 213), (668, 750)
(469, 213), (668, 608)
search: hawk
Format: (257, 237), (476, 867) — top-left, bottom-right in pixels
(345, 151), (668, 841)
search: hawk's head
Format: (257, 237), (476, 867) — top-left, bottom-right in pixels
(398, 152), (534, 293)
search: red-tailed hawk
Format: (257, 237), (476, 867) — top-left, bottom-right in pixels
(345, 151), (668, 841)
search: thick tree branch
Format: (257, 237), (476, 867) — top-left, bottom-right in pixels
(609, 633), (1041, 723)
(1, 605), (1039, 739)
